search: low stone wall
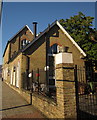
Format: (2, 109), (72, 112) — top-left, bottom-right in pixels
(32, 94), (64, 118)
(4, 81), (62, 118)
(4, 63), (77, 119)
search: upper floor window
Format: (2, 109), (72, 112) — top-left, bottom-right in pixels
(49, 44), (58, 54)
(21, 39), (30, 49)
(49, 44), (69, 54)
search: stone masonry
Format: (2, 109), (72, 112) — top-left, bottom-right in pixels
(10, 63), (77, 119)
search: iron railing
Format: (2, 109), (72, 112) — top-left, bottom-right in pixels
(22, 68), (56, 101)
(75, 65), (97, 117)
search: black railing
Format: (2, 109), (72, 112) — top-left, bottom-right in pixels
(22, 68), (56, 101)
(75, 65), (97, 118)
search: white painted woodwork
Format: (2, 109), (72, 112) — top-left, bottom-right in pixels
(10, 68), (13, 85)
(55, 52), (73, 64)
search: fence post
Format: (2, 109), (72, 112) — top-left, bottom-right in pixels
(29, 70), (33, 105)
(26, 70), (29, 90)
(56, 63), (77, 119)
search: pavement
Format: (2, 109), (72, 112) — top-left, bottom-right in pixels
(0, 79), (46, 119)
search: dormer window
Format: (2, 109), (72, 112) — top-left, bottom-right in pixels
(21, 39), (30, 49)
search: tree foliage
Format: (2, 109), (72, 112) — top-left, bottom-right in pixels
(59, 12), (97, 61)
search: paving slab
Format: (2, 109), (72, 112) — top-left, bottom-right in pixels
(1, 81), (46, 119)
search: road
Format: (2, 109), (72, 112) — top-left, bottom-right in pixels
(0, 79), (46, 119)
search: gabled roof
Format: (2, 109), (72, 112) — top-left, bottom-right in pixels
(23, 20), (86, 57)
(3, 25), (33, 57)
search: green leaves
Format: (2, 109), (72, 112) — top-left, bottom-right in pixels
(59, 12), (97, 61)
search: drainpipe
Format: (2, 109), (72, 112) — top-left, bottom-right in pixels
(26, 55), (30, 90)
(45, 24), (50, 92)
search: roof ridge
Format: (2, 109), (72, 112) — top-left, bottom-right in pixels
(56, 21), (86, 57)
(3, 25), (33, 57)
(23, 20), (86, 57)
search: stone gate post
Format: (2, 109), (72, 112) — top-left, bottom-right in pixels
(56, 63), (77, 120)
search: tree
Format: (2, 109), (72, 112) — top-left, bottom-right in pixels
(59, 12), (97, 61)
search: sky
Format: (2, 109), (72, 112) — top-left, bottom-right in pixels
(95, 1), (97, 29)
(1, 2), (96, 64)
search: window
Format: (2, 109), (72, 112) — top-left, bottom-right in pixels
(49, 44), (58, 54)
(49, 78), (55, 86)
(21, 39), (30, 49)
(49, 44), (69, 54)
(21, 39), (26, 48)
(58, 46), (69, 53)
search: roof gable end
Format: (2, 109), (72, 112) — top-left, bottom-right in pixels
(3, 25), (33, 57)
(56, 21), (86, 57)
(23, 20), (86, 57)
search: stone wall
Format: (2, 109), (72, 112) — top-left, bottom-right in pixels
(6, 63), (77, 119)
(56, 63), (77, 119)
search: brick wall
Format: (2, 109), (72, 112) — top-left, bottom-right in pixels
(10, 28), (33, 59)
(9, 63), (77, 119)
(49, 25), (85, 66)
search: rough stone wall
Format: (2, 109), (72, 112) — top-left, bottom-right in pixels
(3, 44), (10, 64)
(3, 53), (29, 89)
(3, 27), (34, 87)
(48, 25), (85, 66)
(6, 53), (22, 88)
(33, 63), (77, 119)
(23, 24), (85, 78)
(5, 63), (77, 119)
(20, 54), (29, 89)
(25, 35), (46, 71)
(56, 63), (77, 119)
(3, 43), (10, 82)
(10, 28), (34, 59)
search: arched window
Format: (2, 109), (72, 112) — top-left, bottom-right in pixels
(49, 43), (58, 54)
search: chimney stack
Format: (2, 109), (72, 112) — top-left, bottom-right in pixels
(33, 22), (37, 39)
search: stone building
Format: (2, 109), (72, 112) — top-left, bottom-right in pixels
(2, 20), (87, 90)
(3, 20), (97, 119)
(2, 25), (34, 88)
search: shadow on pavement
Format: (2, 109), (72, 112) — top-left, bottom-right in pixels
(78, 110), (97, 120)
(0, 104), (31, 111)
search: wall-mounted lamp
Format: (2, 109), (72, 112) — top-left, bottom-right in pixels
(44, 66), (49, 71)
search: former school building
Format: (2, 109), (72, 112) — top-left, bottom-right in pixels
(2, 20), (97, 119)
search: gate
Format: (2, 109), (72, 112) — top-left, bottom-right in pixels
(75, 65), (97, 120)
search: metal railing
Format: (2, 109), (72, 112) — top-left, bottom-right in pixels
(22, 68), (56, 101)
(75, 65), (97, 117)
